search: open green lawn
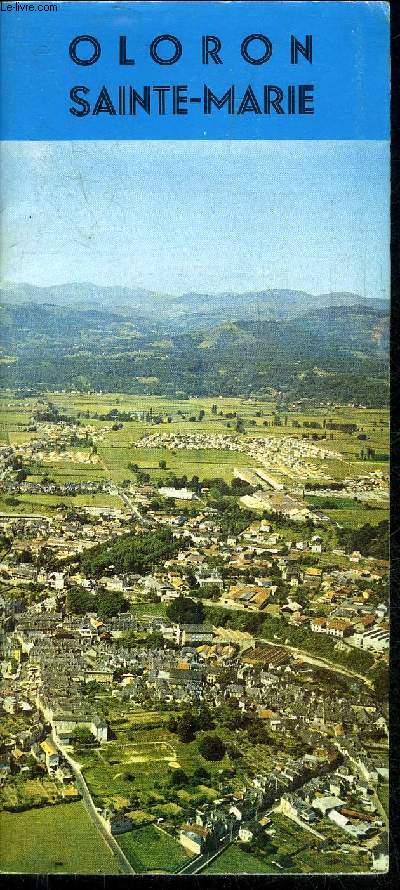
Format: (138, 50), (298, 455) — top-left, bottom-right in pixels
(131, 601), (168, 619)
(203, 843), (283, 874)
(0, 803), (120, 874)
(119, 824), (190, 873)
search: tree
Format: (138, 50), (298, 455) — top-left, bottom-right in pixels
(81, 528), (180, 577)
(170, 768), (188, 787)
(374, 664), (389, 702)
(66, 586), (94, 615)
(199, 734), (226, 762)
(71, 726), (97, 748)
(96, 588), (127, 619)
(242, 613), (264, 634)
(159, 459), (167, 470)
(193, 766), (211, 784)
(166, 596), (205, 625)
(247, 719), (271, 745)
(145, 631), (165, 648)
(218, 703), (248, 730)
(176, 711), (197, 743)
(177, 722), (196, 744)
(195, 706), (215, 731)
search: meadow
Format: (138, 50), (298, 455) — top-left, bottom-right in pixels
(78, 725), (232, 814)
(0, 802), (120, 874)
(378, 784), (389, 816)
(118, 823), (190, 872)
(74, 700), (294, 831)
(203, 843), (281, 874)
(0, 774), (66, 810)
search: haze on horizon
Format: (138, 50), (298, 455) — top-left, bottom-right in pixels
(0, 140), (389, 301)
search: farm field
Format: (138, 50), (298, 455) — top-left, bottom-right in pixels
(118, 824), (191, 873)
(0, 391), (389, 529)
(28, 460), (108, 484)
(99, 442), (255, 484)
(0, 803), (120, 874)
(0, 492), (124, 516)
(305, 496), (388, 529)
(0, 392), (389, 471)
(318, 506), (387, 528)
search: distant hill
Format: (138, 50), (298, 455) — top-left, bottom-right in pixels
(285, 304), (389, 355)
(0, 282), (388, 325)
(0, 300), (389, 406)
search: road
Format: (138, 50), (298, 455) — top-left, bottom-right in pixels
(54, 737), (136, 876)
(220, 628), (375, 690)
(205, 600), (374, 689)
(257, 636), (374, 689)
(116, 486), (157, 527)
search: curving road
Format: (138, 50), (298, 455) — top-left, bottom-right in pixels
(205, 601), (375, 690)
(258, 636), (375, 689)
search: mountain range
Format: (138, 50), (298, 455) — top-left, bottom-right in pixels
(0, 286), (389, 406)
(0, 282), (388, 327)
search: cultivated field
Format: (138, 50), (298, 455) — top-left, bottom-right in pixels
(0, 392), (389, 533)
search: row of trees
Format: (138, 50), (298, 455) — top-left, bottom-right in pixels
(205, 605), (376, 675)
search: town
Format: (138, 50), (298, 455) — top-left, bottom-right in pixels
(0, 391), (389, 875)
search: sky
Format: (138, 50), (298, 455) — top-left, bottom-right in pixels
(0, 140), (389, 299)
